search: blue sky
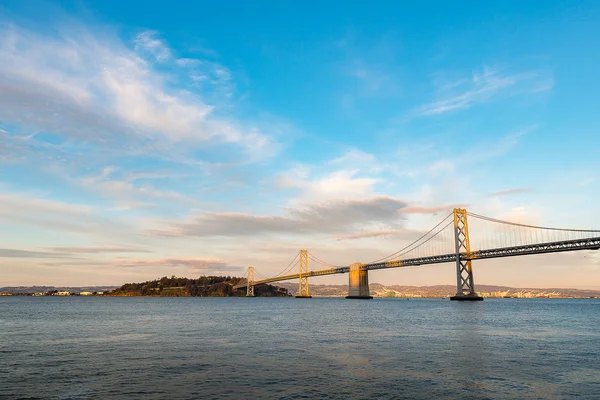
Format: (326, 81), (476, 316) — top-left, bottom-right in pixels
(1, 0), (599, 288)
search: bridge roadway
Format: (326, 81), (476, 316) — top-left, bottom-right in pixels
(233, 236), (600, 289)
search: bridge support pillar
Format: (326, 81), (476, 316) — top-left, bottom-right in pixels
(450, 209), (483, 301)
(296, 249), (312, 298)
(246, 266), (255, 297)
(346, 263), (373, 299)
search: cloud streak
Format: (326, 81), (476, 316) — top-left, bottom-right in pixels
(399, 204), (465, 215)
(0, 248), (72, 258)
(0, 192), (129, 235)
(149, 196), (409, 238)
(332, 229), (423, 240)
(417, 67), (552, 116)
(44, 246), (152, 254)
(489, 188), (532, 197)
(118, 257), (238, 271)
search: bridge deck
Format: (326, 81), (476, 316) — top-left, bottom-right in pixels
(233, 237), (600, 289)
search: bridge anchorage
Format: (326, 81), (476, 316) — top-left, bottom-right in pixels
(234, 208), (600, 300)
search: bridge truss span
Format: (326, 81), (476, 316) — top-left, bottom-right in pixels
(469, 236), (600, 260)
(236, 208), (600, 299)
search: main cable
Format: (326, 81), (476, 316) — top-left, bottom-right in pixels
(367, 212), (453, 264)
(467, 212), (600, 233)
(272, 253), (300, 277)
(374, 220), (454, 263)
(308, 252), (337, 267)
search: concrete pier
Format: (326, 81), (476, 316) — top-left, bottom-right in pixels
(450, 294), (484, 301)
(346, 263), (373, 299)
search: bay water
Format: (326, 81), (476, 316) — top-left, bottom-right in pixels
(1, 297), (599, 399)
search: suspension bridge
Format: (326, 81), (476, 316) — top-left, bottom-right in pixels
(233, 208), (600, 300)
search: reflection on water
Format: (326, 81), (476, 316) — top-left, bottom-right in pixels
(1, 297), (599, 399)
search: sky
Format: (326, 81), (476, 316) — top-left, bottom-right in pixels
(1, 0), (600, 289)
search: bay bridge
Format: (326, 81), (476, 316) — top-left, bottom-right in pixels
(233, 208), (600, 300)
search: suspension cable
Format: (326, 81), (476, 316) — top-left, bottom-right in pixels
(308, 252), (337, 267)
(376, 220), (454, 263)
(254, 270), (268, 280)
(467, 212), (600, 233)
(367, 212), (453, 264)
(272, 253), (300, 277)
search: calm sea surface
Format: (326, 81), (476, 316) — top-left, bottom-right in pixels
(1, 297), (599, 399)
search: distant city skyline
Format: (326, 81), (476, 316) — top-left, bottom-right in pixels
(1, 0), (599, 288)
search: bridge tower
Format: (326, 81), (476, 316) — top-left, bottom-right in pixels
(451, 208), (483, 301)
(246, 266), (255, 297)
(296, 250), (312, 298)
(346, 262), (373, 299)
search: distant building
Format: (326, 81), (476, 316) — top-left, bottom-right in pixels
(0, 292), (12, 296)
(32, 292), (45, 296)
(56, 291), (71, 296)
(96, 291), (104, 295)
(79, 292), (93, 296)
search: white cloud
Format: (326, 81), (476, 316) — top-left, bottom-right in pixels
(417, 66), (553, 116)
(149, 196), (409, 238)
(0, 192), (129, 235)
(489, 188), (532, 197)
(279, 168), (381, 203)
(78, 167), (192, 207)
(305, 170), (380, 201)
(330, 149), (375, 165)
(118, 257), (237, 271)
(44, 246), (152, 254)
(0, 248), (72, 258)
(399, 204), (464, 215)
(134, 30), (171, 62)
(0, 22), (272, 155)
(332, 228), (422, 240)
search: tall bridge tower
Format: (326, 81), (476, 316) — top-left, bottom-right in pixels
(246, 266), (255, 297)
(451, 208), (483, 301)
(296, 250), (312, 298)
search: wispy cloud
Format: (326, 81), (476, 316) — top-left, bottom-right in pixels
(0, 192), (129, 235)
(134, 31), (171, 62)
(78, 167), (193, 208)
(469, 125), (539, 162)
(44, 246), (152, 254)
(346, 59), (395, 96)
(278, 168), (381, 203)
(0, 22), (273, 158)
(417, 66), (553, 116)
(399, 204), (465, 215)
(489, 188), (532, 197)
(0, 248), (72, 258)
(118, 257), (237, 271)
(149, 196), (409, 238)
(332, 228), (422, 240)
(329, 149), (376, 165)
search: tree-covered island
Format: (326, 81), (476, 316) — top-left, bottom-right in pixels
(109, 275), (290, 297)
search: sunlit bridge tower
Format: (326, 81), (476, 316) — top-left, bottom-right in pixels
(450, 208), (483, 301)
(246, 266), (255, 297)
(296, 250), (312, 298)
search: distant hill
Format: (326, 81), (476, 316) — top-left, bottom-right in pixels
(0, 276), (290, 297)
(274, 282), (600, 298)
(3, 281), (599, 298)
(0, 285), (118, 294)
